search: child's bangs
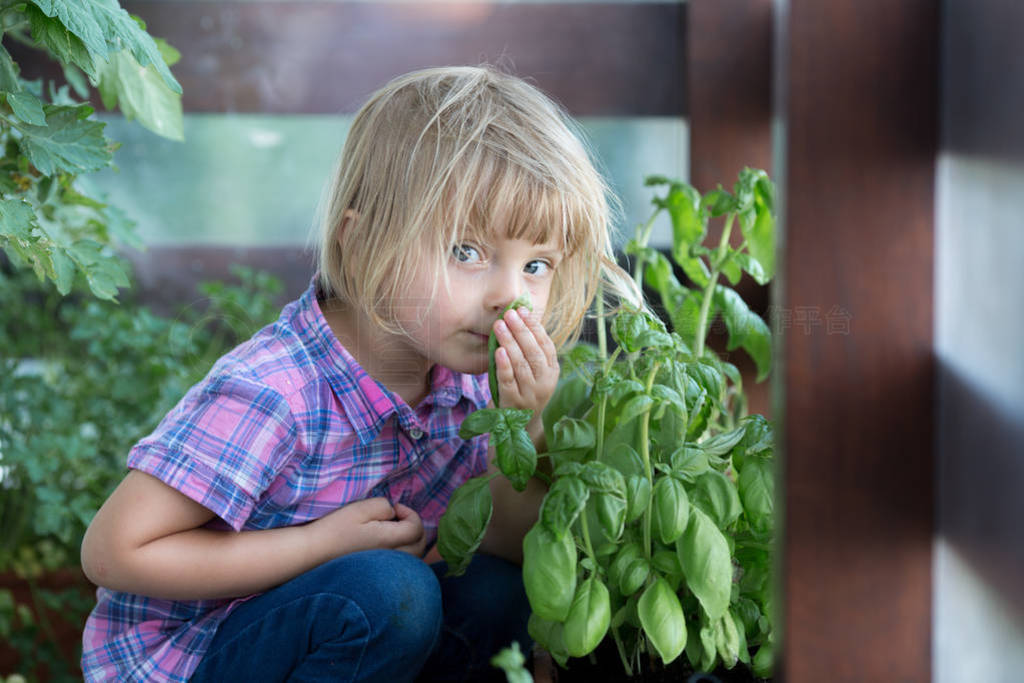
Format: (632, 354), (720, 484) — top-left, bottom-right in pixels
(458, 154), (588, 255)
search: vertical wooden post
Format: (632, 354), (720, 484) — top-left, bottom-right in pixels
(777, 1), (937, 680)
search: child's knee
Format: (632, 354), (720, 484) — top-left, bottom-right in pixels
(329, 549), (443, 653)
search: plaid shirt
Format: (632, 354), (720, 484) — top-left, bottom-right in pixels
(81, 278), (491, 682)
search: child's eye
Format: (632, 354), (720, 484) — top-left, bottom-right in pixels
(524, 259), (551, 276)
(452, 244), (481, 263)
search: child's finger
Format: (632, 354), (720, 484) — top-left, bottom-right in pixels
(517, 308), (558, 368)
(494, 347), (520, 401)
(502, 309), (547, 376)
(494, 319), (533, 382)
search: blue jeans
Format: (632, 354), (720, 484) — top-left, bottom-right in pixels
(189, 549), (531, 682)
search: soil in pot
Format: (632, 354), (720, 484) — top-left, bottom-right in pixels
(537, 640), (772, 683)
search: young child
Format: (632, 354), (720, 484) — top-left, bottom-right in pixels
(80, 65), (636, 682)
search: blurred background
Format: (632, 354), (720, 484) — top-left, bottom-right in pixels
(3, 1), (1023, 682)
(68, 0), (691, 313)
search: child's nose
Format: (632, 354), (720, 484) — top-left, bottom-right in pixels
(485, 268), (523, 312)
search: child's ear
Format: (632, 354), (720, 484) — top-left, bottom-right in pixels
(336, 209), (359, 247)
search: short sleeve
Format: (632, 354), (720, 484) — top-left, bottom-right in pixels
(127, 374), (297, 531)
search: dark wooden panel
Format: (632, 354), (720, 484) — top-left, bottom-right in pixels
(112, 1), (685, 116)
(688, 0), (772, 189)
(780, 2), (937, 681)
(687, 0), (774, 418)
(943, 0), (1024, 161)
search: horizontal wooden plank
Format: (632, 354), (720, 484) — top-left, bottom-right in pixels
(100, 2), (685, 117)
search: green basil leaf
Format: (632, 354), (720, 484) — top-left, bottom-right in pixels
(720, 251), (742, 286)
(523, 525), (577, 622)
(528, 613), (570, 668)
(624, 474), (651, 524)
(692, 470), (742, 528)
(619, 555), (650, 596)
(619, 394), (655, 424)
(459, 407), (501, 438)
(702, 187), (738, 217)
(653, 475), (690, 544)
(608, 378), (645, 406)
(753, 641), (775, 678)
(677, 507), (732, 620)
(644, 248), (679, 294)
(604, 443), (644, 479)
(714, 611), (741, 668)
(670, 446), (710, 483)
(734, 251), (769, 286)
(713, 285), (772, 382)
(744, 171), (776, 282)
(678, 254), (710, 288)
(609, 542), (643, 589)
(543, 370), (591, 445)
(698, 425), (748, 458)
(563, 577), (611, 657)
(699, 616), (718, 672)
(540, 476), (589, 539)
(551, 416), (596, 452)
(652, 548), (683, 577)
(437, 474), (494, 576)
(638, 577), (687, 665)
(738, 455), (774, 533)
(580, 461), (628, 497)
(666, 182), (704, 264)
(489, 642), (532, 683)
(494, 424), (537, 492)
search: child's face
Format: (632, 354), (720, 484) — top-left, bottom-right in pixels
(394, 233), (563, 376)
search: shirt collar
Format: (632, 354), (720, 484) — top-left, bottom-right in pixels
(296, 277), (489, 444)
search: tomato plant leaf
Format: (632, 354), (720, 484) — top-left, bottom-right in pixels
(15, 105), (111, 176)
(7, 91), (47, 126)
(95, 48), (184, 141)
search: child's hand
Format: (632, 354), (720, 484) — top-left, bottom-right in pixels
(310, 498), (426, 558)
(491, 306), (559, 414)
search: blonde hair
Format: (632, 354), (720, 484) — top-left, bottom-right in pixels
(315, 65), (639, 349)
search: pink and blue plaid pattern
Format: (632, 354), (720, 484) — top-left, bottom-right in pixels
(81, 279), (490, 682)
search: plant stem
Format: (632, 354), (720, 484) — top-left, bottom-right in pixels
(631, 206), (662, 291)
(578, 497), (598, 566)
(639, 361), (661, 560)
(611, 626), (634, 677)
(593, 347), (621, 464)
(596, 281), (607, 361)
(694, 213), (735, 358)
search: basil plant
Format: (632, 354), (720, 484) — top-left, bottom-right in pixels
(439, 169), (777, 679)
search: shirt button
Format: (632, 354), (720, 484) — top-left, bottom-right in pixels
(409, 428), (425, 440)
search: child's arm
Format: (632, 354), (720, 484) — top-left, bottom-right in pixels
(476, 305), (559, 563)
(81, 470), (425, 600)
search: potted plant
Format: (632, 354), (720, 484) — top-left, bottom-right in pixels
(439, 168), (777, 682)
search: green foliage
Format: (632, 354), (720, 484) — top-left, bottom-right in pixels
(0, 0), (182, 301)
(0, 264), (283, 679)
(438, 169), (778, 679)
